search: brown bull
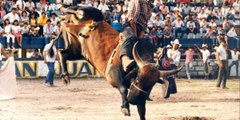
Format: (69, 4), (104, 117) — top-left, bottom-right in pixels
(50, 6), (183, 120)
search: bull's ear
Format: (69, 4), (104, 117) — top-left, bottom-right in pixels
(76, 10), (84, 19)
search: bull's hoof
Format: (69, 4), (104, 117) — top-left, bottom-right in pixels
(62, 75), (70, 85)
(121, 108), (130, 116)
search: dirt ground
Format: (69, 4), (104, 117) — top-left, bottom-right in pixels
(0, 78), (239, 120)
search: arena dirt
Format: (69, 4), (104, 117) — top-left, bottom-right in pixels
(0, 78), (239, 120)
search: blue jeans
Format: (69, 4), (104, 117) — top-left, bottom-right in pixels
(46, 62), (55, 85)
(228, 60), (239, 78)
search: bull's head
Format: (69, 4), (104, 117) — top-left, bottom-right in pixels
(127, 42), (183, 104)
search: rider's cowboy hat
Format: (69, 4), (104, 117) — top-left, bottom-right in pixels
(171, 39), (181, 47)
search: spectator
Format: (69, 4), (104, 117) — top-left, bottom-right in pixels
(160, 3), (169, 18)
(208, 19), (217, 28)
(227, 26), (239, 47)
(43, 19), (54, 44)
(233, 0), (240, 11)
(228, 47), (240, 79)
(174, 3), (183, 13)
(29, 13), (38, 27)
(3, 19), (15, 50)
(172, 16), (185, 38)
(0, 42), (9, 69)
(111, 7), (121, 23)
(31, 48), (43, 59)
(53, 21), (61, 38)
(11, 20), (22, 47)
(63, 0), (73, 7)
(36, 0), (46, 12)
(191, 5), (199, 14)
(3, 8), (20, 24)
(98, 0), (109, 13)
(163, 26), (174, 46)
(195, 44), (211, 80)
(50, 13), (59, 26)
(216, 39), (228, 89)
(207, 11), (217, 22)
(0, 5), (6, 26)
(103, 9), (111, 24)
(185, 47), (195, 80)
(120, 10), (127, 25)
(29, 25), (39, 37)
(2, 0), (11, 13)
(25, 0), (35, 12)
(45, 1), (55, 17)
(15, 0), (26, 12)
(182, 3), (191, 16)
(87, 0), (98, 8)
(37, 12), (48, 36)
(43, 39), (58, 87)
(216, 6), (224, 23)
(164, 14), (173, 29)
(153, 15), (165, 29)
(20, 22), (31, 43)
(186, 18), (197, 38)
(199, 18), (208, 38)
(20, 11), (29, 26)
(155, 27), (164, 47)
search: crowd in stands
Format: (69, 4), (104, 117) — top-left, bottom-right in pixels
(0, 0), (239, 56)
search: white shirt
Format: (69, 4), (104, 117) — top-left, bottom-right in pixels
(3, 13), (20, 23)
(11, 25), (21, 33)
(25, 1), (35, 10)
(63, 0), (73, 5)
(50, 17), (60, 26)
(230, 50), (240, 61)
(4, 25), (12, 34)
(53, 26), (60, 34)
(173, 20), (184, 28)
(20, 26), (29, 34)
(43, 43), (57, 62)
(216, 45), (227, 60)
(167, 49), (181, 66)
(200, 49), (210, 63)
(15, 0), (26, 10)
(43, 24), (54, 37)
(97, 3), (109, 13)
(227, 29), (237, 37)
(187, 21), (196, 28)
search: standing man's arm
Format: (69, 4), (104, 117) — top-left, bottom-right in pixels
(216, 51), (223, 68)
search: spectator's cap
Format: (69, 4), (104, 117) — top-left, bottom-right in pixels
(166, 44), (172, 48)
(51, 12), (57, 17)
(201, 44), (208, 48)
(166, 14), (171, 18)
(171, 39), (181, 47)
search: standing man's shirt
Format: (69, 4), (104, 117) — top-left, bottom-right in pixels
(167, 49), (181, 66)
(43, 44), (57, 62)
(216, 46), (227, 60)
(200, 49), (210, 63)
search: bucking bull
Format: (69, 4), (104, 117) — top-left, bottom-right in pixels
(49, 6), (183, 120)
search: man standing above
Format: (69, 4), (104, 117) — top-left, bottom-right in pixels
(228, 47), (239, 79)
(120, 0), (152, 72)
(216, 39), (228, 89)
(195, 44), (210, 80)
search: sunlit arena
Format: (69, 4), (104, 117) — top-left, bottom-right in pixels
(0, 0), (240, 120)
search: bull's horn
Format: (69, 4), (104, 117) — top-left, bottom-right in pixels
(159, 65), (184, 77)
(132, 42), (147, 68)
